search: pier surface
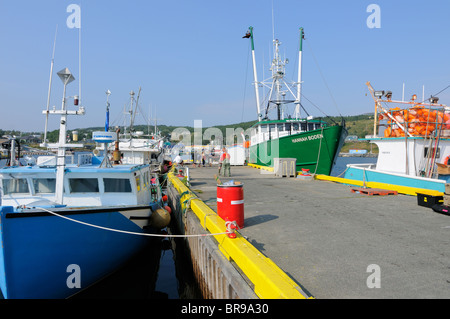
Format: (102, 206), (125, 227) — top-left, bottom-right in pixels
(186, 165), (449, 299)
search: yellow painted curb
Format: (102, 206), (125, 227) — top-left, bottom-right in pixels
(314, 174), (444, 197)
(168, 171), (310, 299)
(247, 163), (274, 172)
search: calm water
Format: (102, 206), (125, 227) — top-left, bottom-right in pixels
(330, 156), (378, 177)
(70, 223), (202, 299)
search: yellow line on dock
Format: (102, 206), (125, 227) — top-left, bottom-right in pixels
(168, 170), (310, 299)
(314, 174), (444, 197)
(247, 163), (274, 172)
(245, 164), (443, 197)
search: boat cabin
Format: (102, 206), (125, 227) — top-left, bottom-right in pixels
(0, 157), (160, 208)
(250, 118), (326, 145)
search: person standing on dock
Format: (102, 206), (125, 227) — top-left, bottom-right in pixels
(201, 150), (206, 167)
(219, 147), (231, 177)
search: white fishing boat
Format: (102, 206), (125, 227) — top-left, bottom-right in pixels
(344, 82), (450, 194)
(98, 88), (165, 166)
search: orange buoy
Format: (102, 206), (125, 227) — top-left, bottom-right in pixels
(164, 205), (172, 214)
(384, 127), (392, 137)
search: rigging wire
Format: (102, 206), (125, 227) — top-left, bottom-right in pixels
(304, 40), (343, 117)
(241, 40), (251, 122)
(301, 94), (339, 126)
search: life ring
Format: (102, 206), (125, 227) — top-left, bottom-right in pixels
(443, 155), (450, 165)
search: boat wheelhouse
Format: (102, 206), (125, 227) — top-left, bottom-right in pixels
(0, 158), (161, 213)
(250, 118), (327, 144)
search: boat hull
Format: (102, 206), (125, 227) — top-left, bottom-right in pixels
(0, 205), (155, 299)
(249, 125), (346, 175)
(343, 164), (450, 193)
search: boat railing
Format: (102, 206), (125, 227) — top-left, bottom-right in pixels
(346, 163), (376, 170)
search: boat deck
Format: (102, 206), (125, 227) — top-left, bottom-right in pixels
(185, 165), (450, 298)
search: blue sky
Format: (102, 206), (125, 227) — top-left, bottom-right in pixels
(1, 0), (449, 132)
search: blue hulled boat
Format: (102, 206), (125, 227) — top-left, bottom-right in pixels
(0, 68), (169, 299)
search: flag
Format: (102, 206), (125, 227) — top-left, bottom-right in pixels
(242, 31), (251, 38)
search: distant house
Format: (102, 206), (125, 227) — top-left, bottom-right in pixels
(20, 135), (42, 144)
(345, 135), (358, 141)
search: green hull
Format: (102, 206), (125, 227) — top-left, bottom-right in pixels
(249, 125), (347, 175)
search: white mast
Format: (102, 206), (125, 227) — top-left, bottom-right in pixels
(248, 27), (262, 121)
(48, 68), (85, 204)
(295, 27), (304, 119)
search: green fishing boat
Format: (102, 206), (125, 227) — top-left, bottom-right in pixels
(244, 27), (347, 175)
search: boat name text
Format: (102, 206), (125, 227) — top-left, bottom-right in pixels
(292, 134), (323, 143)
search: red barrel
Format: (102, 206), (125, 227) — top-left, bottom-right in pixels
(217, 184), (244, 228)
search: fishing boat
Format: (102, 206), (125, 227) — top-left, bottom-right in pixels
(98, 88), (165, 166)
(244, 27), (347, 175)
(0, 68), (170, 299)
(343, 82), (450, 194)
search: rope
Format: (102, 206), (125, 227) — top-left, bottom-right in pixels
(26, 206), (231, 238)
(313, 126), (324, 175)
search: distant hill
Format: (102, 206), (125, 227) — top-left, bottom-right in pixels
(6, 114), (375, 144)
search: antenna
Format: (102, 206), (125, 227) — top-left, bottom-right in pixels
(271, 0), (275, 41)
(42, 25), (58, 147)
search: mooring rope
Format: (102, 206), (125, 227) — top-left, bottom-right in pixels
(26, 206), (232, 238)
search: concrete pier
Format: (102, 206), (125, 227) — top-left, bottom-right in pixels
(182, 165), (449, 299)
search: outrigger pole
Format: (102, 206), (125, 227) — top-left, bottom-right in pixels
(248, 27), (262, 121)
(42, 26), (58, 148)
(295, 27), (304, 119)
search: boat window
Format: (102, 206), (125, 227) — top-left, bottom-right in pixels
(315, 123), (322, 130)
(285, 123), (291, 132)
(301, 123), (307, 131)
(424, 147), (440, 159)
(104, 178), (132, 193)
(277, 124), (284, 131)
(292, 123), (299, 131)
(33, 178), (56, 193)
(3, 178), (29, 195)
(269, 124), (276, 131)
(308, 123), (314, 131)
(260, 125), (268, 133)
(69, 178), (99, 193)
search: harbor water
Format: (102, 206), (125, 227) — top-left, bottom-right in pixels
(330, 155), (377, 177)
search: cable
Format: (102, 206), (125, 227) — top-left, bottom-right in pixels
(305, 40), (342, 117)
(26, 206), (231, 238)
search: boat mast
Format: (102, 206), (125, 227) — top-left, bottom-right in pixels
(270, 39), (288, 120)
(295, 27), (304, 119)
(49, 68), (85, 204)
(248, 27), (262, 121)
